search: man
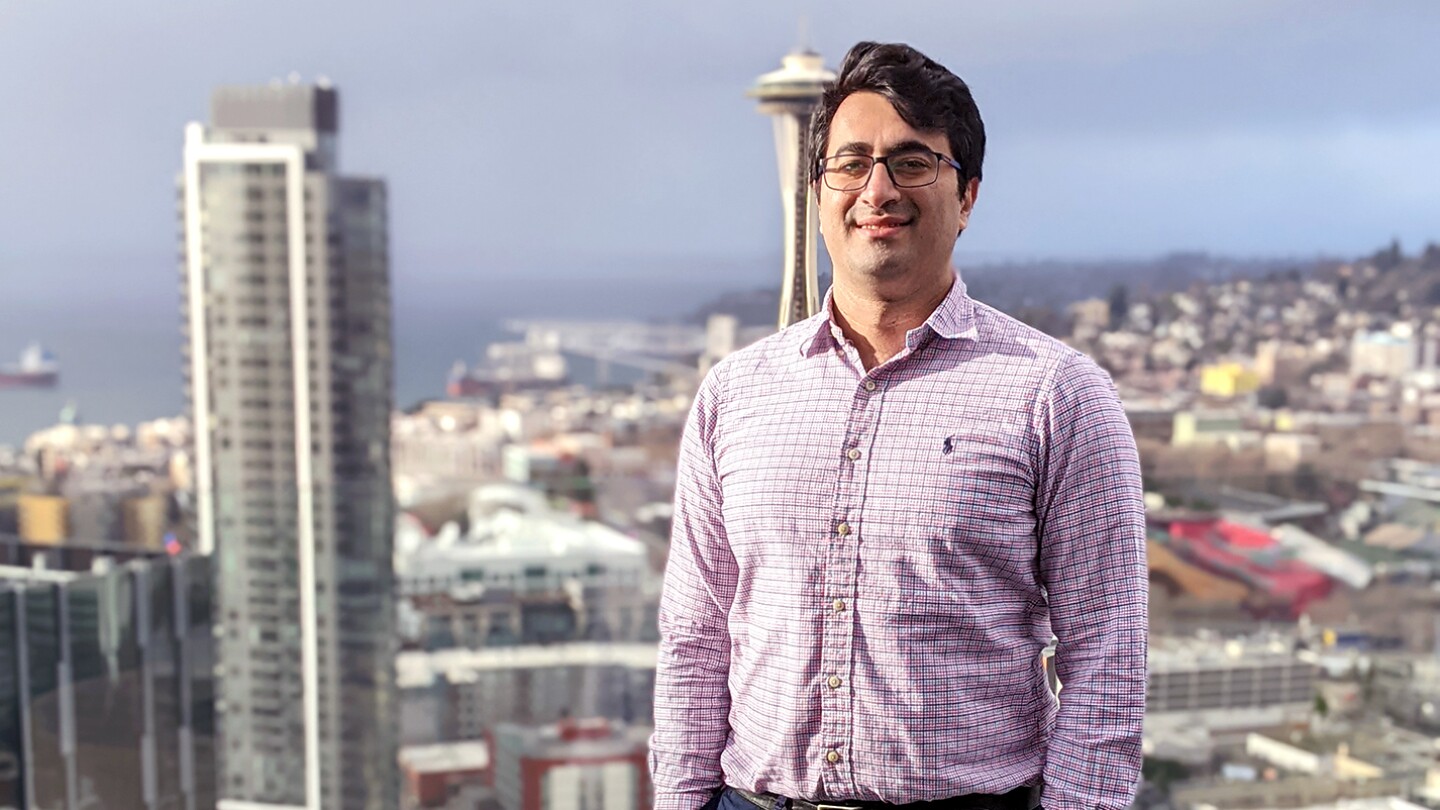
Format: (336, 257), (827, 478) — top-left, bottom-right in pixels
(651, 41), (1147, 810)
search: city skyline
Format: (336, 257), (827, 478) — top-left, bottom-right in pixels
(1, 7), (1440, 805)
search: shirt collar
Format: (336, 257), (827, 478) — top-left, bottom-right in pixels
(799, 272), (978, 357)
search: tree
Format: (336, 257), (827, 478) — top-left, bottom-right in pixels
(1108, 283), (1130, 329)
(1257, 386), (1289, 410)
(1422, 242), (1440, 270)
(1373, 238), (1403, 272)
(1142, 758), (1190, 792)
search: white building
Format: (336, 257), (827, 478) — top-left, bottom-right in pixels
(1351, 327), (1416, 380)
(397, 485), (656, 648)
(492, 719), (650, 810)
(398, 485), (647, 596)
(1146, 635), (1318, 728)
(397, 643), (657, 745)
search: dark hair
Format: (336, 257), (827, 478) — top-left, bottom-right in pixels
(809, 42), (985, 198)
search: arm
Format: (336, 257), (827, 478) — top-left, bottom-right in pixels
(650, 367), (739, 810)
(1034, 354), (1148, 810)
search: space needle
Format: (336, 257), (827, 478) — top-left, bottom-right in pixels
(748, 47), (835, 330)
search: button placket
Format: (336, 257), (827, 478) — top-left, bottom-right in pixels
(819, 374), (877, 791)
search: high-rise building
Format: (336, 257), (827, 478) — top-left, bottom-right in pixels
(180, 81), (396, 810)
(0, 535), (216, 810)
(748, 49), (834, 329)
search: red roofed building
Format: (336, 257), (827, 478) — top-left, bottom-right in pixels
(1164, 518), (1334, 618)
(492, 719), (650, 810)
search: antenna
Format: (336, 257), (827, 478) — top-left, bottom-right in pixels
(796, 16), (811, 53)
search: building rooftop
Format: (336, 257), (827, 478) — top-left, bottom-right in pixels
(398, 741), (490, 775)
(493, 718), (650, 760)
(397, 642), (657, 689)
(399, 484), (645, 578)
(212, 83), (338, 133)
(1289, 797), (1429, 810)
(0, 533), (179, 584)
(1149, 633), (1307, 674)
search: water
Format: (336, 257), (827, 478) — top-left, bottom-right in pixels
(0, 272), (744, 447)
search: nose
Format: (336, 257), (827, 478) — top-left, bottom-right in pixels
(858, 160), (901, 209)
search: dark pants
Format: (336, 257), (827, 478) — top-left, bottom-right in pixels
(707, 786), (1038, 810)
(700, 789), (756, 810)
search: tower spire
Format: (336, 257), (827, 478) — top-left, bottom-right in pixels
(748, 47), (835, 329)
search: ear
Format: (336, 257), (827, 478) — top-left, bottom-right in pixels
(956, 178), (980, 235)
(962, 177), (980, 215)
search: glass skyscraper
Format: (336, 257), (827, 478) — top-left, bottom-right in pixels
(0, 537), (215, 810)
(180, 83), (397, 810)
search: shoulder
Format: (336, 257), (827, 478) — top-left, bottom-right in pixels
(969, 299), (1088, 373)
(962, 300), (1123, 436)
(966, 299), (1113, 393)
(706, 313), (823, 392)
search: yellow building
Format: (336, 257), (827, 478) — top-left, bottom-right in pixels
(18, 493), (68, 544)
(123, 495), (168, 550)
(1200, 361), (1262, 398)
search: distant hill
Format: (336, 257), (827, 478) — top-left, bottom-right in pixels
(1313, 240), (1440, 316)
(688, 253), (1305, 327)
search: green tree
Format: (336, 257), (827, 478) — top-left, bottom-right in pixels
(1373, 238), (1403, 272)
(1108, 283), (1130, 329)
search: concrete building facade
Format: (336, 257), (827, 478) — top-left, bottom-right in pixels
(397, 644), (656, 747)
(181, 82), (396, 810)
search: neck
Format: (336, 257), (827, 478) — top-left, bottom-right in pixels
(830, 268), (954, 370)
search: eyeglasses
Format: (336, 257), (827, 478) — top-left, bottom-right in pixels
(818, 149), (964, 192)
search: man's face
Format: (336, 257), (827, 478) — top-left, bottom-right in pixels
(816, 91), (976, 285)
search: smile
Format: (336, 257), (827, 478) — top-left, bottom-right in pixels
(855, 220), (909, 237)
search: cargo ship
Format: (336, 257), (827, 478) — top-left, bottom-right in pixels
(446, 339), (567, 399)
(0, 344), (60, 389)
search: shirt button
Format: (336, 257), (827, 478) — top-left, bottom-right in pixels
(826, 750), (841, 764)
(832, 599), (846, 612)
(836, 522), (850, 537)
(828, 675), (842, 689)
(846, 447), (861, 461)
(863, 380), (876, 392)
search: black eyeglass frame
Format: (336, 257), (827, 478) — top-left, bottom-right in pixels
(815, 149), (965, 192)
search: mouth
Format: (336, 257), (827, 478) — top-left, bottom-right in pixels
(853, 218), (910, 239)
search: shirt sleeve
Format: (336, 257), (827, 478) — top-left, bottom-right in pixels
(649, 365), (739, 810)
(1034, 353), (1148, 810)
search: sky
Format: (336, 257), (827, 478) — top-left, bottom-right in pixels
(1, 1), (1438, 306)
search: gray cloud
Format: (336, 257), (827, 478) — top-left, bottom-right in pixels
(1, 0), (1437, 293)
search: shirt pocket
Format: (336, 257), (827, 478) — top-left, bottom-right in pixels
(904, 423), (1038, 543)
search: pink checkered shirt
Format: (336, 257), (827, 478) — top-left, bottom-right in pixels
(650, 276), (1147, 810)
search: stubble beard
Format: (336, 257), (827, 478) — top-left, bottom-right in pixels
(846, 246), (911, 285)
(839, 209), (919, 285)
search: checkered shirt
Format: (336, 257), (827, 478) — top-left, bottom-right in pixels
(650, 276), (1147, 810)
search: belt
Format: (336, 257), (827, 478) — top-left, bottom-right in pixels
(727, 785), (1039, 810)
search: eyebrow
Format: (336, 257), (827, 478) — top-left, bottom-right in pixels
(829, 139), (936, 157)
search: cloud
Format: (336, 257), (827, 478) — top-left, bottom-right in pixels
(0, 0), (1436, 266)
